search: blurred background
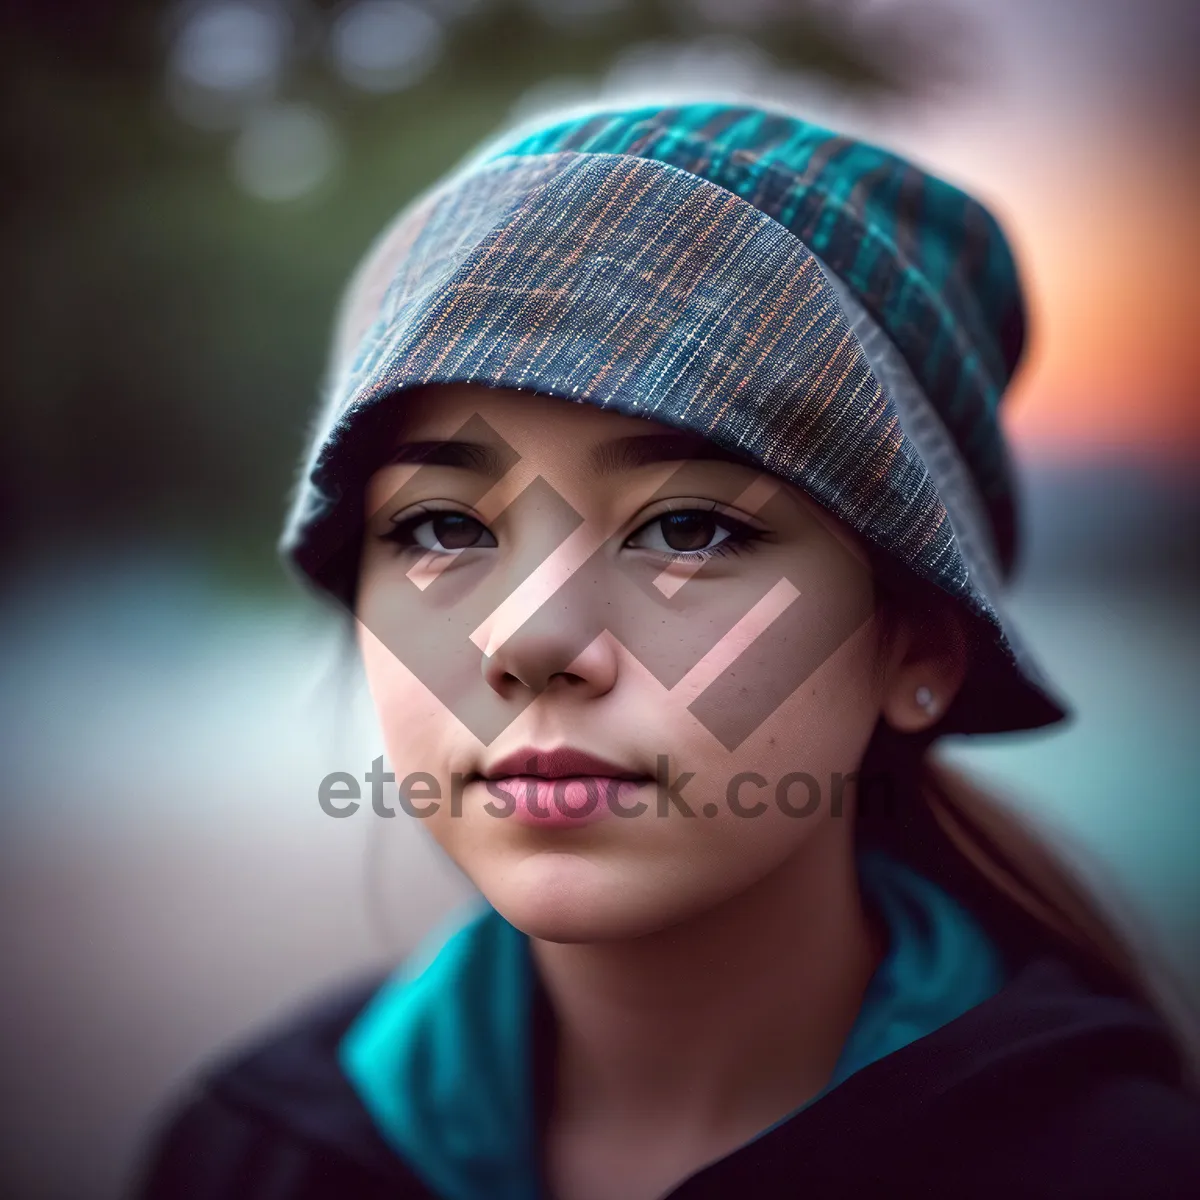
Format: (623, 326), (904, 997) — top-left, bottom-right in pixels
(1, 1), (1197, 1196)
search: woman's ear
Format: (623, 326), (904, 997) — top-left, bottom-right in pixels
(879, 599), (971, 733)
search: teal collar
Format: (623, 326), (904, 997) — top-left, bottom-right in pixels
(339, 849), (1008, 1200)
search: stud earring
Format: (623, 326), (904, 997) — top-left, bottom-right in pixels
(914, 684), (938, 717)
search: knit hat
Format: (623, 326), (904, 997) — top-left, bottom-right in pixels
(279, 99), (1072, 736)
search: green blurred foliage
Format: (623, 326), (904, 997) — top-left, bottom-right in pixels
(0, 0), (961, 591)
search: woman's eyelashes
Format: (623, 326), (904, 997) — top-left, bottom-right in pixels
(378, 503), (768, 562)
(381, 505), (496, 555)
(623, 508), (766, 562)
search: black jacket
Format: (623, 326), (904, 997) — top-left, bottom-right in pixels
(134, 950), (1200, 1200)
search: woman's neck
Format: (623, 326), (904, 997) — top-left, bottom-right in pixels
(530, 827), (887, 1162)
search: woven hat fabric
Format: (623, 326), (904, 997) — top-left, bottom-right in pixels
(280, 99), (1072, 736)
(472, 103), (1027, 580)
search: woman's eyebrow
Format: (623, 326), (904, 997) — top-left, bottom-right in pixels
(389, 440), (505, 475)
(389, 432), (758, 478)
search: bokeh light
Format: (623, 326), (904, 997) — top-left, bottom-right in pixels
(166, 0), (292, 127)
(330, 0), (445, 93)
(230, 100), (341, 200)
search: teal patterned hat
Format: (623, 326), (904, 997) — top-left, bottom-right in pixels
(280, 100), (1072, 736)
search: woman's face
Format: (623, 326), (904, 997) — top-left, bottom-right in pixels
(357, 383), (913, 943)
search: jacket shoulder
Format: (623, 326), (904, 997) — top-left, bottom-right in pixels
(929, 1068), (1200, 1198)
(890, 957), (1200, 1198)
(677, 954), (1200, 1200)
(132, 971), (435, 1200)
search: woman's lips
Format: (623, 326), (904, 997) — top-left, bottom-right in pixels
(482, 744), (647, 782)
(476, 744), (653, 828)
(481, 775), (651, 828)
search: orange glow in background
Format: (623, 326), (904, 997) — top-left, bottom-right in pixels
(829, 0), (1199, 464)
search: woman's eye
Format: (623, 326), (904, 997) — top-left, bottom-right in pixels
(380, 506), (762, 562)
(382, 510), (497, 555)
(626, 510), (763, 561)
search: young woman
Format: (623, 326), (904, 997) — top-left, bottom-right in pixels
(136, 100), (1200, 1199)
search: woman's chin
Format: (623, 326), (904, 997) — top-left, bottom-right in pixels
(476, 850), (673, 944)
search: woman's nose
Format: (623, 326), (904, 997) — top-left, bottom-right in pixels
(480, 607), (619, 700)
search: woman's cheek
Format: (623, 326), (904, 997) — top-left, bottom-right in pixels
(358, 623), (452, 776)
